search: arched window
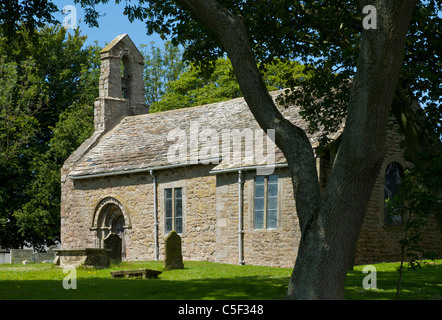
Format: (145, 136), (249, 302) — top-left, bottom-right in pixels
(384, 162), (404, 225)
(120, 54), (131, 99)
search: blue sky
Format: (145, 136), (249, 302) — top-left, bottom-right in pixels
(53, 1), (165, 49)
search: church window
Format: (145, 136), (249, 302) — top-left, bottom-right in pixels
(384, 162), (404, 225)
(165, 187), (183, 234)
(254, 175), (278, 229)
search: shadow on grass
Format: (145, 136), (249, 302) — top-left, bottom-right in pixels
(0, 275), (290, 300)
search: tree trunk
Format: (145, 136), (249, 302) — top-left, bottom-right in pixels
(179, 0), (417, 299)
(288, 0), (417, 299)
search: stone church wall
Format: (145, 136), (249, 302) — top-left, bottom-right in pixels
(214, 169), (300, 268)
(60, 165), (219, 263)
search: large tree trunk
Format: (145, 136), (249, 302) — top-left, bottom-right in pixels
(179, 0), (417, 299)
(288, 0), (417, 299)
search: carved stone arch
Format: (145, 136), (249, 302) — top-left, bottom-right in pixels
(91, 195), (131, 230)
(91, 195), (131, 256)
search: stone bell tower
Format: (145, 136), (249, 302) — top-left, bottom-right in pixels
(94, 34), (148, 132)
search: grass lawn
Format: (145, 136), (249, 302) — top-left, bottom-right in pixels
(0, 260), (440, 300)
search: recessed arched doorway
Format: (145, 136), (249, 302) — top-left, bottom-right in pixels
(91, 197), (131, 260)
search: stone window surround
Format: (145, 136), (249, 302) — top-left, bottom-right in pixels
(160, 181), (187, 236)
(248, 173), (283, 231)
(378, 155), (407, 227)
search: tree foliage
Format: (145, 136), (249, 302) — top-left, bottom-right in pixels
(150, 56), (309, 112)
(141, 41), (188, 105)
(0, 0), (58, 42)
(0, 25), (100, 250)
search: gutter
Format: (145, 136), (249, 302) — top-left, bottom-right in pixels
(69, 158), (222, 180)
(69, 159), (287, 180)
(209, 163), (288, 175)
(69, 163), (189, 180)
(150, 170), (159, 261)
(238, 170), (245, 265)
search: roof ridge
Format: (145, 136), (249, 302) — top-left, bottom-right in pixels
(134, 89), (287, 120)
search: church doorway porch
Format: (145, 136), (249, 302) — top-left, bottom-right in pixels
(91, 196), (131, 260)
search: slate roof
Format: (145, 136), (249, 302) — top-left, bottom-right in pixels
(68, 90), (343, 178)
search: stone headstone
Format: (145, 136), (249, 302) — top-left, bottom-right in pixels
(104, 233), (122, 264)
(164, 231), (184, 270)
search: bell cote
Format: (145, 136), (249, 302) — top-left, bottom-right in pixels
(94, 34), (148, 131)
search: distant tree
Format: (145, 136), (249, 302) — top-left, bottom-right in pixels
(0, 25), (100, 250)
(0, 58), (43, 248)
(141, 41), (188, 106)
(14, 103), (96, 251)
(0, 0), (58, 42)
(150, 58), (239, 112)
(151, 57), (309, 112)
(0, 58), (43, 166)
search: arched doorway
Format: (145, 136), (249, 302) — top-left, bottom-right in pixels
(91, 197), (130, 260)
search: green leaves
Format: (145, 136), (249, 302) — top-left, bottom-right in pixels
(141, 41), (188, 106)
(0, 58), (41, 166)
(149, 55), (309, 113)
(150, 58), (239, 112)
(0, 0), (58, 41)
(386, 167), (440, 261)
(0, 25), (100, 249)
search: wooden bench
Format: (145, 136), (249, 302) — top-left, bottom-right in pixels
(110, 269), (162, 279)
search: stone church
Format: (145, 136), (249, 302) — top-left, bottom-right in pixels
(60, 34), (442, 268)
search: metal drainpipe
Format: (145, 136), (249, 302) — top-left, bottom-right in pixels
(150, 170), (159, 261)
(238, 170), (245, 265)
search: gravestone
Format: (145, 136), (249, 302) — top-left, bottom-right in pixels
(164, 231), (184, 270)
(104, 233), (122, 264)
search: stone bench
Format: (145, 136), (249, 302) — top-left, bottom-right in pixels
(110, 269), (162, 279)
